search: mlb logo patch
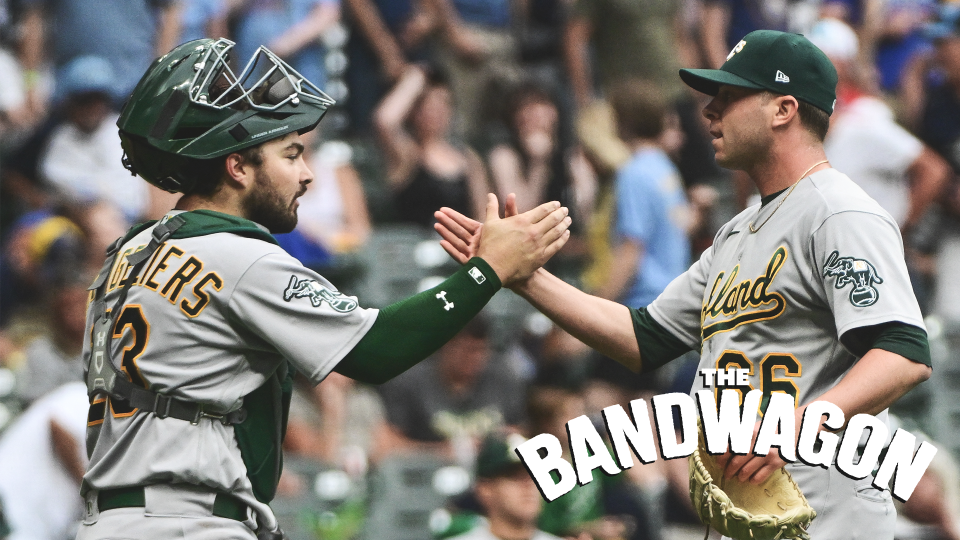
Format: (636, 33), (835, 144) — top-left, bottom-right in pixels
(469, 266), (486, 284)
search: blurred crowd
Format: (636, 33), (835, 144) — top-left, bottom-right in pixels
(2, 0), (960, 539)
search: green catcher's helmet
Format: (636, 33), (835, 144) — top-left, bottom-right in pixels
(117, 38), (336, 193)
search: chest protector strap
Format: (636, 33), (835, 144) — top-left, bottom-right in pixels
(84, 216), (246, 426)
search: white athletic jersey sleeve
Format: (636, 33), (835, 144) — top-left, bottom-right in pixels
(813, 210), (924, 337)
(229, 253), (376, 385)
(825, 96), (924, 225)
(0, 383), (89, 540)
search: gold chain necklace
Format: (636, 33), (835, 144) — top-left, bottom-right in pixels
(748, 160), (829, 233)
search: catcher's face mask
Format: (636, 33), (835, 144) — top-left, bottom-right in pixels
(190, 39), (334, 112)
(117, 38), (335, 193)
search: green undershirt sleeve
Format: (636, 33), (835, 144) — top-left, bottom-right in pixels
(630, 307), (694, 373)
(335, 257), (502, 384)
(840, 322), (931, 366)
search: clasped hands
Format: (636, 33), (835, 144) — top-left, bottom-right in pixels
(434, 193), (569, 287)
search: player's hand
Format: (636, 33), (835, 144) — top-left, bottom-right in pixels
(715, 420), (787, 485)
(463, 194), (570, 287)
(434, 193), (521, 263)
(434, 207), (481, 264)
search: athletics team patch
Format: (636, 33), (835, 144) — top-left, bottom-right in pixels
(822, 251), (883, 307)
(283, 275), (358, 312)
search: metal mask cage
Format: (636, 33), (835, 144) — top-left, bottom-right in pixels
(189, 38), (335, 111)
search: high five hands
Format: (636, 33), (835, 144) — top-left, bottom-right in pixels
(434, 193), (568, 287)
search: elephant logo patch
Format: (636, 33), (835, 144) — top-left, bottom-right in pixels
(822, 251), (883, 307)
(283, 276), (358, 313)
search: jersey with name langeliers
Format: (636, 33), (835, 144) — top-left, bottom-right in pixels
(80, 211), (378, 529)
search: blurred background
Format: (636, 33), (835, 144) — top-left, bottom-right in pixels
(1, 0), (960, 539)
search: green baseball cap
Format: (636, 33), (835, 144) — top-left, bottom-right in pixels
(680, 30), (838, 115)
(476, 433), (528, 479)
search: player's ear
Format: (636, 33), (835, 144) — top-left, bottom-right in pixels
(223, 152), (254, 188)
(771, 95), (800, 129)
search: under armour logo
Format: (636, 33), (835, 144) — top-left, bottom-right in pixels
(95, 331), (105, 347)
(436, 291), (454, 311)
(775, 70), (790, 83)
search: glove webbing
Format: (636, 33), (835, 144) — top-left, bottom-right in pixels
(699, 471), (728, 540)
(86, 216), (245, 425)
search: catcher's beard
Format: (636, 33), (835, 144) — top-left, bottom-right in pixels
(243, 167), (300, 234)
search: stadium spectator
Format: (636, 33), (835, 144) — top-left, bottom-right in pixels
(516, 0), (568, 85)
(282, 372), (387, 478)
(487, 82), (588, 215)
(0, 382), (88, 540)
(13, 278), (87, 406)
(37, 56), (150, 224)
(0, 210), (84, 328)
(446, 433), (562, 540)
(375, 315), (526, 466)
(909, 6), (960, 323)
(374, 65), (487, 226)
(701, 0), (820, 69)
(565, 0), (692, 110)
(0, 1), (32, 140)
(872, 0), (938, 93)
(915, 5), (960, 173)
(1, 121), (61, 234)
(526, 386), (640, 540)
(17, 0), (180, 107)
(426, 0), (520, 140)
(596, 80), (693, 308)
(274, 139), (372, 269)
(233, 0), (341, 92)
(344, 0), (435, 133)
(814, 16), (950, 310)
(815, 18), (950, 233)
(564, 0), (719, 189)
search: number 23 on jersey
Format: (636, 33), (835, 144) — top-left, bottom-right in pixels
(88, 305), (150, 425)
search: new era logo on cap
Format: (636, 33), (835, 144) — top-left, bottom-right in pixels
(775, 70), (790, 83)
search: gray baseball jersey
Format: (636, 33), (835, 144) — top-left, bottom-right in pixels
(648, 169), (923, 538)
(80, 211), (377, 530)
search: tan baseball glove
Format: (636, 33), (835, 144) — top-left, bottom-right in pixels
(689, 428), (816, 540)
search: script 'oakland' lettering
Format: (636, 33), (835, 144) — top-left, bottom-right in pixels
(701, 247), (787, 340)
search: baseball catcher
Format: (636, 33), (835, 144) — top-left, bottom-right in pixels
(78, 38), (571, 540)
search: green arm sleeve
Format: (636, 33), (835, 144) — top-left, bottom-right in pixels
(630, 307), (694, 373)
(840, 322), (931, 366)
(335, 257), (502, 384)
